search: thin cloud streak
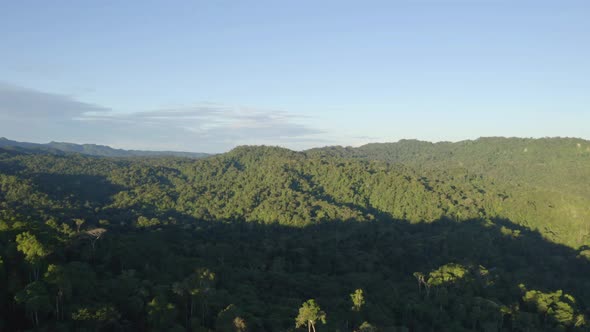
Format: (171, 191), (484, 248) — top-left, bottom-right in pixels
(0, 84), (327, 153)
(0, 83), (109, 118)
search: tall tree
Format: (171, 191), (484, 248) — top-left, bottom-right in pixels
(74, 219), (85, 233)
(15, 232), (48, 281)
(295, 299), (326, 332)
(350, 289), (365, 312)
(43, 264), (72, 321)
(14, 281), (51, 327)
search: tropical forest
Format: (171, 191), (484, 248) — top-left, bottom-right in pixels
(0, 137), (589, 332)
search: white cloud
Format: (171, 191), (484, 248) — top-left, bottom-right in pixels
(0, 84), (327, 152)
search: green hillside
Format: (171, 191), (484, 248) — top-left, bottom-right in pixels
(309, 137), (590, 247)
(0, 138), (589, 331)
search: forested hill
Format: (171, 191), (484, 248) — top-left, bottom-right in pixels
(0, 137), (209, 158)
(308, 137), (590, 197)
(1, 138), (590, 331)
(307, 137), (590, 246)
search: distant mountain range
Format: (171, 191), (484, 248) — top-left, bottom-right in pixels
(0, 137), (210, 158)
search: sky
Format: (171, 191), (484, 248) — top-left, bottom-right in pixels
(0, 0), (589, 153)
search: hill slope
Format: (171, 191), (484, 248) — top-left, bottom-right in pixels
(0, 138), (589, 331)
(309, 137), (590, 196)
(307, 137), (590, 246)
(1, 138), (589, 247)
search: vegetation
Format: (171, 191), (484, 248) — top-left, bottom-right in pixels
(0, 137), (589, 331)
(295, 300), (326, 332)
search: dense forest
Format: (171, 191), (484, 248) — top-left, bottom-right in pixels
(0, 137), (589, 331)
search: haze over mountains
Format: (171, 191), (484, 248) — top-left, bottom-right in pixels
(0, 137), (210, 158)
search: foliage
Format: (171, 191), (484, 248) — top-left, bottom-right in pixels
(350, 289), (365, 312)
(295, 299), (326, 331)
(0, 138), (589, 331)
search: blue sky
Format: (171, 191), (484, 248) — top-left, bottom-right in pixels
(1, 0), (589, 153)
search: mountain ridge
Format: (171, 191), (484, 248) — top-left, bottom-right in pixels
(0, 137), (210, 158)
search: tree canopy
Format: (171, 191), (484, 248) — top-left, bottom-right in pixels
(0, 137), (589, 331)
